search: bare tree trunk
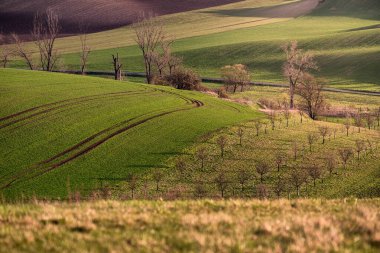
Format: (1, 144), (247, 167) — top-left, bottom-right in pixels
(112, 53), (122, 80)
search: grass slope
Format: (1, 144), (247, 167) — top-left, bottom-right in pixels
(0, 69), (259, 199)
(0, 199), (379, 252)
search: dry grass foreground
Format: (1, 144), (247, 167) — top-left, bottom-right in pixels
(0, 199), (379, 252)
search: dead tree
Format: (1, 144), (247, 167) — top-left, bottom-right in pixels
(11, 33), (34, 70)
(32, 9), (61, 71)
(216, 135), (228, 158)
(318, 126), (329, 144)
(256, 161), (270, 183)
(133, 14), (166, 84)
(79, 28), (91, 75)
(338, 148), (353, 169)
(237, 127), (244, 145)
(254, 120), (262, 136)
(112, 53), (123, 80)
(282, 41), (318, 109)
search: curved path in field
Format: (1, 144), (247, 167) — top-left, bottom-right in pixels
(0, 91), (153, 130)
(0, 91), (204, 190)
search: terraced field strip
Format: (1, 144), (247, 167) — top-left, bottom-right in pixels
(0, 93), (204, 190)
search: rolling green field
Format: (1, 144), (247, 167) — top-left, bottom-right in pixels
(0, 68), (259, 199)
(7, 0), (380, 91)
(1, 199), (379, 252)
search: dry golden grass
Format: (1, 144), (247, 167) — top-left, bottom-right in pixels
(0, 199), (379, 252)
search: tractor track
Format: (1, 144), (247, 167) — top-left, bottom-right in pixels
(0, 91), (153, 130)
(0, 95), (204, 190)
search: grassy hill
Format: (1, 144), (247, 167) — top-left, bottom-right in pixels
(1, 199), (379, 252)
(0, 69), (259, 199)
(6, 0), (379, 90)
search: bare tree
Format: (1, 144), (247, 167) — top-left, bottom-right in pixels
(269, 110), (277, 130)
(237, 127), (244, 145)
(256, 161), (270, 183)
(290, 169), (307, 197)
(133, 14), (166, 84)
(194, 180), (207, 198)
(221, 64), (251, 93)
(275, 152), (286, 172)
(338, 148), (353, 169)
(355, 139), (366, 160)
(79, 26), (91, 75)
(307, 132), (318, 152)
(365, 113), (374, 130)
(307, 165), (321, 186)
(332, 128), (338, 139)
(318, 126), (329, 144)
(254, 120), (262, 136)
(152, 170), (164, 192)
(256, 184), (269, 199)
(127, 174), (139, 199)
(112, 53), (123, 80)
(215, 169), (228, 198)
(216, 135), (228, 158)
(195, 146), (208, 169)
(325, 154), (336, 175)
(344, 116), (351, 137)
(11, 33), (34, 70)
(354, 112), (363, 133)
(32, 8), (61, 71)
(296, 74), (325, 120)
(237, 168), (251, 193)
(282, 41), (318, 109)
(273, 177), (286, 198)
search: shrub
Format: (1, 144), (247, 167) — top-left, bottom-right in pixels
(164, 68), (201, 90)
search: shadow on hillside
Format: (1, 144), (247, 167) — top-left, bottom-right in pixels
(344, 24), (380, 32)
